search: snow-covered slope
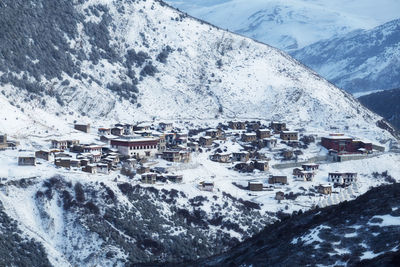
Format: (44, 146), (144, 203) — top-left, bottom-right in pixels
(292, 19), (400, 93)
(166, 0), (400, 52)
(0, 0), (393, 141)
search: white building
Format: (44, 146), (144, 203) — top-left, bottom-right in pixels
(110, 137), (159, 158)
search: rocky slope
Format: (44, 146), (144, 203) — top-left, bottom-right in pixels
(359, 88), (400, 130)
(0, 200), (51, 266)
(293, 19), (400, 93)
(196, 183), (400, 266)
(0, 174), (270, 265)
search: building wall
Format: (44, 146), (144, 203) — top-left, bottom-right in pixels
(75, 124), (90, 133)
(111, 140), (159, 158)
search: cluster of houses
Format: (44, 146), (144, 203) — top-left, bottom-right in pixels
(207, 121), (301, 170)
(10, 122), (192, 181)
(4, 121), (370, 200)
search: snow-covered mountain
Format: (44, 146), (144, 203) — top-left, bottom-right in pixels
(293, 19), (400, 93)
(0, 0), (392, 139)
(1, 0), (400, 266)
(166, 0), (400, 52)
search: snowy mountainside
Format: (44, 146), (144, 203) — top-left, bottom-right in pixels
(0, 168), (270, 265)
(293, 19), (400, 93)
(198, 183), (400, 266)
(166, 0), (400, 52)
(0, 0), (391, 139)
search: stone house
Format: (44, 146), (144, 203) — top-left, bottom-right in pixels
(166, 174), (183, 183)
(253, 161), (269, 171)
(228, 121), (246, 130)
(51, 140), (68, 150)
(280, 131), (299, 141)
(199, 181), (214, 191)
(162, 150), (190, 163)
(294, 171), (315, 182)
(270, 122), (287, 132)
(317, 184), (332, 195)
(248, 182), (263, 191)
(18, 155), (36, 166)
(268, 175), (288, 185)
(205, 129), (223, 139)
(232, 152), (250, 162)
(83, 164), (97, 174)
(247, 122), (261, 131)
(256, 129), (271, 139)
(210, 152), (231, 163)
(74, 123), (90, 133)
(302, 163), (319, 171)
(35, 150), (55, 161)
(241, 133), (257, 142)
(199, 136), (213, 147)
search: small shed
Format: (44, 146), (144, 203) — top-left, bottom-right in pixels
(166, 174), (183, 183)
(199, 181), (214, 191)
(317, 184), (332, 195)
(248, 182), (263, 191)
(253, 161), (269, 171)
(83, 164), (97, 174)
(268, 175), (288, 185)
(35, 150), (54, 161)
(241, 133), (257, 142)
(74, 123), (90, 133)
(18, 155), (36, 166)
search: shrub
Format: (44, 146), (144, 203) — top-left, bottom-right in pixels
(74, 182), (85, 202)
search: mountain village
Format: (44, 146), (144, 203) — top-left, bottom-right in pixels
(1, 118), (388, 210)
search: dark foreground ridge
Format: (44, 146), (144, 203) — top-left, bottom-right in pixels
(185, 183), (400, 267)
(359, 88), (400, 131)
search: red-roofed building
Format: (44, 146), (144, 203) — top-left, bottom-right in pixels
(321, 134), (372, 153)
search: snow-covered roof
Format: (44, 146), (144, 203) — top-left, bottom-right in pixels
(323, 135), (353, 140)
(113, 137), (158, 142)
(18, 152), (35, 158)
